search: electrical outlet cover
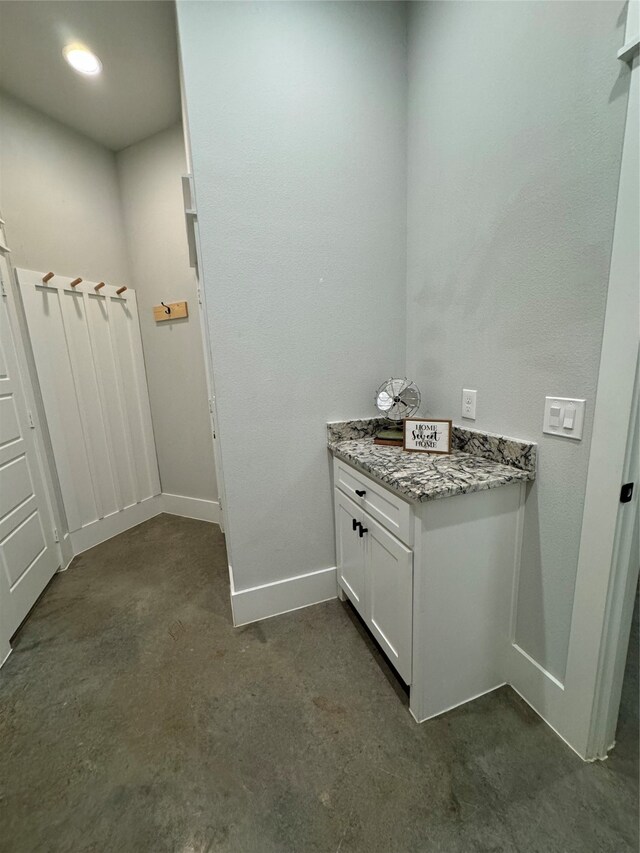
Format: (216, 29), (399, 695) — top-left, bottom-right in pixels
(462, 389), (477, 420)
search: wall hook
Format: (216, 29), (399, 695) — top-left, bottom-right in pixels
(153, 300), (188, 322)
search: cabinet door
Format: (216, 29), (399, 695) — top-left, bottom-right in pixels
(365, 515), (413, 684)
(334, 489), (366, 618)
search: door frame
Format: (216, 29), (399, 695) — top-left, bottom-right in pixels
(561, 11), (639, 759)
(589, 348), (639, 758)
(178, 50), (232, 571)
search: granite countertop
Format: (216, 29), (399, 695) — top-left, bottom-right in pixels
(328, 418), (536, 504)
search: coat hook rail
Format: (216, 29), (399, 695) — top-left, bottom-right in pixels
(42, 271), (55, 284)
(70, 277), (82, 288)
(116, 286), (127, 296)
(95, 282), (105, 291)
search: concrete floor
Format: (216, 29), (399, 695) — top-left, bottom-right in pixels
(0, 514), (637, 853)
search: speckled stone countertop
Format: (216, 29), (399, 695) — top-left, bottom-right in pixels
(328, 418), (536, 504)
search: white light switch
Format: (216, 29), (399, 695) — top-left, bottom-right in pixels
(462, 389), (477, 420)
(543, 397), (586, 440)
(549, 405), (562, 427)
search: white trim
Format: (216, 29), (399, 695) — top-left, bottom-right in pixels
(617, 1), (639, 63)
(230, 566), (338, 627)
(588, 348), (639, 758)
(559, 21), (639, 759)
(511, 643), (565, 692)
(1, 639), (11, 669)
(69, 495), (164, 555)
(507, 482), (527, 642)
(617, 35), (639, 62)
(509, 684), (589, 763)
(410, 682), (507, 724)
(58, 533), (75, 572)
(57, 533), (74, 572)
(161, 492), (220, 524)
(499, 10), (639, 760)
(68, 493), (221, 555)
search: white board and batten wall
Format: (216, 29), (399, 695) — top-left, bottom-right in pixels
(17, 269), (162, 554)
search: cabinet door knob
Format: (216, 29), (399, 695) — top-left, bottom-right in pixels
(355, 489), (366, 497)
(358, 525), (368, 538)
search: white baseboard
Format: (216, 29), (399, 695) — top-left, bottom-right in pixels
(508, 682), (587, 761)
(67, 493), (220, 558)
(505, 641), (566, 711)
(231, 566), (338, 627)
(69, 495), (164, 555)
(161, 493), (220, 524)
(57, 533), (74, 572)
(510, 642), (565, 691)
(410, 681), (507, 724)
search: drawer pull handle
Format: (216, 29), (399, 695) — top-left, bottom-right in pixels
(355, 489), (366, 497)
(358, 525), (368, 538)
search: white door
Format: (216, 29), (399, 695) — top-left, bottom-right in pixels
(0, 255), (59, 641)
(365, 515), (413, 684)
(335, 489), (366, 618)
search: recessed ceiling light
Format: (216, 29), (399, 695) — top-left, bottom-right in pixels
(63, 44), (102, 76)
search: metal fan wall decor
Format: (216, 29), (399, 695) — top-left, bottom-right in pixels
(374, 378), (421, 446)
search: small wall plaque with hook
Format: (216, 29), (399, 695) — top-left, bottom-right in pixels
(153, 300), (188, 322)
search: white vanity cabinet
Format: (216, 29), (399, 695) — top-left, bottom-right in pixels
(334, 458), (414, 683)
(332, 454), (527, 722)
(334, 488), (413, 683)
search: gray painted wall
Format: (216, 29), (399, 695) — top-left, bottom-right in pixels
(117, 125), (217, 503)
(406, 0), (628, 679)
(1, 92), (217, 510)
(0, 91), (129, 283)
(177, 1), (407, 590)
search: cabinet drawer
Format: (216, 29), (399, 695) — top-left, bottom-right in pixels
(333, 457), (413, 547)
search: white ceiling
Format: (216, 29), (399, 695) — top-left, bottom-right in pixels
(0, 1), (182, 151)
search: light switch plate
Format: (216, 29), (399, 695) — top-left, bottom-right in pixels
(462, 389), (477, 420)
(543, 396), (586, 440)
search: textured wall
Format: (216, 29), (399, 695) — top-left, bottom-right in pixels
(406, 0), (628, 679)
(117, 125), (217, 503)
(177, 1), (407, 589)
(0, 90), (129, 283)
(1, 92), (216, 507)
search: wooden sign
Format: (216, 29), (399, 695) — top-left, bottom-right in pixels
(404, 418), (452, 454)
(153, 301), (188, 322)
